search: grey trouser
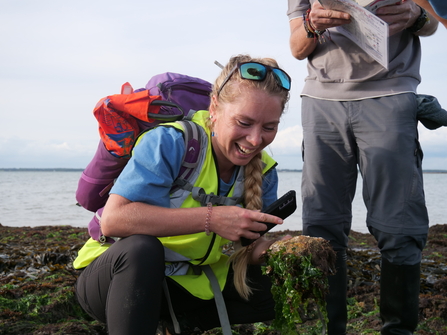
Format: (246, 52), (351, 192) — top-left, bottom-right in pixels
(301, 94), (428, 265)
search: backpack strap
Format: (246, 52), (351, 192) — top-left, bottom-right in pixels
(176, 120), (202, 180)
(173, 116), (244, 206)
(192, 187), (243, 207)
(162, 279), (182, 334)
(202, 265), (232, 335)
(172, 178), (243, 207)
(185, 108), (197, 120)
(162, 265), (232, 335)
(172, 181), (244, 207)
(170, 119), (203, 193)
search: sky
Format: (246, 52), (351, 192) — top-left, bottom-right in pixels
(1, 0), (447, 171)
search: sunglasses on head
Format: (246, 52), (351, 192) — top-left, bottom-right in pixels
(217, 62), (291, 96)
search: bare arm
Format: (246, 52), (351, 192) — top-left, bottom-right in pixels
(289, 1), (351, 60)
(289, 17), (316, 61)
(413, 0), (447, 28)
(376, 0), (438, 36)
(290, 0), (439, 61)
(100, 193), (284, 242)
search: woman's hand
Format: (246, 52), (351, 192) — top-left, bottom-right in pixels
(247, 235), (293, 265)
(208, 206), (283, 242)
(101, 195), (283, 240)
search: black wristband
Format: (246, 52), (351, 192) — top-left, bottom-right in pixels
(407, 6), (429, 33)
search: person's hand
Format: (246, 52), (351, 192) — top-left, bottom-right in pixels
(248, 235), (293, 265)
(209, 206), (283, 242)
(289, 1), (350, 60)
(375, 0), (421, 35)
(308, 1), (351, 32)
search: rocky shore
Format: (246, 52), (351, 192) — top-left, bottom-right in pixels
(1, 223), (446, 334)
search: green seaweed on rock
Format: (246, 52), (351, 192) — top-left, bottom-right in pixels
(263, 236), (336, 334)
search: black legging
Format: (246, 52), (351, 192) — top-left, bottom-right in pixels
(75, 235), (276, 334)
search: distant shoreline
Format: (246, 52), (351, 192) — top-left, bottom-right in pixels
(1, 168), (447, 174)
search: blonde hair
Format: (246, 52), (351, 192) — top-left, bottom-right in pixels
(209, 54), (290, 113)
(229, 151), (264, 300)
(209, 55), (290, 300)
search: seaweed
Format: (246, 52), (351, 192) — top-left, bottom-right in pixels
(1, 224), (447, 334)
(263, 236), (336, 334)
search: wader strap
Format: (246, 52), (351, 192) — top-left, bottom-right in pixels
(202, 265), (232, 335)
(162, 279), (181, 334)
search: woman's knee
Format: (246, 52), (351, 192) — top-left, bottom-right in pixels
(112, 235), (165, 269)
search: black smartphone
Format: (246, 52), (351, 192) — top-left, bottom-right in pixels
(240, 190), (297, 246)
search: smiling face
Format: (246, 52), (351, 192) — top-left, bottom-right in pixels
(209, 87), (283, 173)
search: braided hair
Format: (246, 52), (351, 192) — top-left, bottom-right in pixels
(209, 55), (289, 299)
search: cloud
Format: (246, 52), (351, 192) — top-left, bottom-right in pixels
(270, 125), (302, 156)
(1, 0), (447, 170)
(0, 137), (96, 169)
(417, 125), (447, 169)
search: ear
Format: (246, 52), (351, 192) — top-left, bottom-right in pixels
(209, 95), (218, 120)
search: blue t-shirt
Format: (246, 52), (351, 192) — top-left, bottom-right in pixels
(429, 0), (447, 18)
(111, 126), (278, 210)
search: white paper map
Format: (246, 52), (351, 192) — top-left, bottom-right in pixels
(318, 0), (390, 68)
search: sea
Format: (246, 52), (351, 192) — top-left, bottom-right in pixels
(0, 170), (445, 234)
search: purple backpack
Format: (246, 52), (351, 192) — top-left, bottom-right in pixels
(76, 73), (212, 243)
(145, 72), (213, 121)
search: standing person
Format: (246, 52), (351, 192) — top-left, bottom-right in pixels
(287, 1), (438, 334)
(73, 54), (292, 334)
